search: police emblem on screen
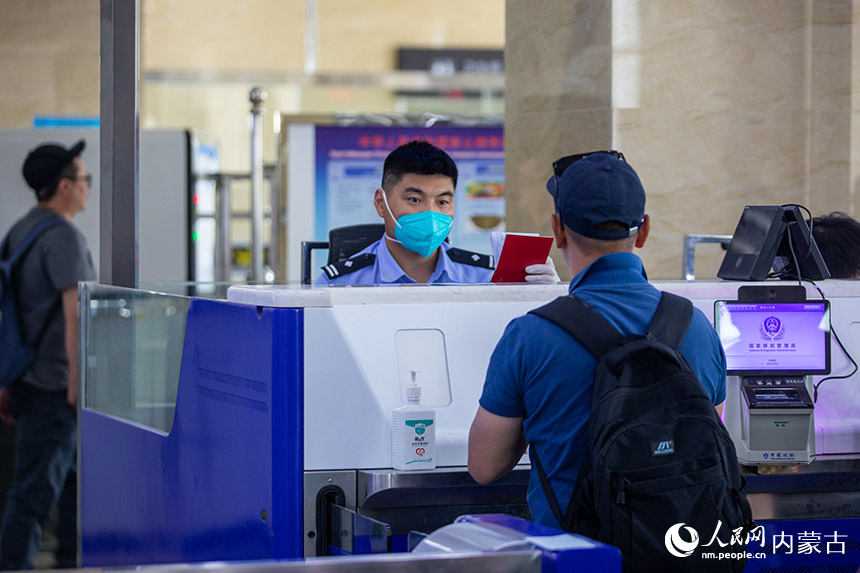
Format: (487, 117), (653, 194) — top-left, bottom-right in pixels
(760, 316), (785, 341)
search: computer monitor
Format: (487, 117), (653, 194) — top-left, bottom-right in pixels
(717, 206), (785, 281)
(714, 300), (831, 375)
(718, 205), (831, 281)
(772, 206), (831, 281)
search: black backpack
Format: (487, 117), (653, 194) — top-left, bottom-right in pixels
(528, 292), (754, 573)
(0, 217), (64, 388)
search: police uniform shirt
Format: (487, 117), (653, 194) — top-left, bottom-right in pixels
(315, 237), (494, 285)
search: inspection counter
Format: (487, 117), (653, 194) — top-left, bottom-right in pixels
(78, 280), (860, 570)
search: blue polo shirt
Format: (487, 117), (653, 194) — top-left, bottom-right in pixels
(315, 237), (495, 285)
(479, 252), (726, 528)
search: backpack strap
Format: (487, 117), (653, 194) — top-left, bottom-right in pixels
(1, 217), (66, 352)
(528, 295), (624, 359)
(528, 296), (625, 531)
(647, 292), (693, 349)
(1, 217), (65, 266)
(530, 447), (568, 529)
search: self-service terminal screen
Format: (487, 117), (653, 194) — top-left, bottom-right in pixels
(714, 301), (831, 376)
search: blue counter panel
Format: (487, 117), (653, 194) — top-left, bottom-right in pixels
(81, 300), (304, 566)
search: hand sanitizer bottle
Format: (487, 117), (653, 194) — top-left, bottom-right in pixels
(392, 370), (436, 471)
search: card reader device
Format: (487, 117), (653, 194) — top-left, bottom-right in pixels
(714, 286), (830, 464)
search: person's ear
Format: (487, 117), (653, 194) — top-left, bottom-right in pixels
(634, 214), (651, 248)
(551, 213), (568, 250)
(374, 189), (387, 220)
(54, 178), (71, 199)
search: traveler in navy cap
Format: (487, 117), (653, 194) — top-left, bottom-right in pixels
(468, 151), (727, 528)
(0, 139), (95, 569)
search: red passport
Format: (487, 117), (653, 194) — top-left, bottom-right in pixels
(490, 234), (554, 283)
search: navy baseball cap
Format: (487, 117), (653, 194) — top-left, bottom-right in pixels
(22, 139), (86, 193)
(546, 151), (646, 240)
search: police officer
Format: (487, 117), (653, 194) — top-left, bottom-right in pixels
(316, 140), (558, 285)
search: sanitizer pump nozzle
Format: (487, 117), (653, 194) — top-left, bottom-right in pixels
(406, 370), (421, 405)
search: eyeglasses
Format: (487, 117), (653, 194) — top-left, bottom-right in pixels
(552, 150), (626, 179)
(551, 150), (625, 227)
(64, 173), (93, 186)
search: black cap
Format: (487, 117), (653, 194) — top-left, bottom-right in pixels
(22, 139), (86, 194)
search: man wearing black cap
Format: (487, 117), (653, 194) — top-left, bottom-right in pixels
(467, 151), (726, 528)
(0, 140), (95, 569)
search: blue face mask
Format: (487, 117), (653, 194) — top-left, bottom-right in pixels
(381, 191), (454, 258)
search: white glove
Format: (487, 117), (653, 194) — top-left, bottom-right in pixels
(524, 256), (560, 284)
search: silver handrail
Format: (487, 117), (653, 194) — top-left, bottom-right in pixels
(682, 234), (732, 280)
(249, 87), (268, 283)
(196, 167), (278, 283)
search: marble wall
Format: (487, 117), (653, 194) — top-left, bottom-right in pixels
(0, 0), (100, 126)
(505, 0), (859, 280)
(142, 0), (504, 73)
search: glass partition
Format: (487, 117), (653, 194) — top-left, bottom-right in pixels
(138, 281), (235, 299)
(80, 283), (191, 434)
(326, 503), (391, 556)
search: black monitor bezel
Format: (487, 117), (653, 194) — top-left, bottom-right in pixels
(714, 299), (831, 376)
(717, 206), (786, 281)
(717, 205), (832, 282)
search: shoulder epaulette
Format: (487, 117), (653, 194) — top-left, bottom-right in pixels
(445, 248), (495, 270)
(322, 253), (376, 279)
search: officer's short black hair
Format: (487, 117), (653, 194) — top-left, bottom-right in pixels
(381, 140), (458, 192)
(812, 212), (860, 278)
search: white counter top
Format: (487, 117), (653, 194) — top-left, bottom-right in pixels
(226, 282), (568, 307)
(226, 279), (860, 308)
